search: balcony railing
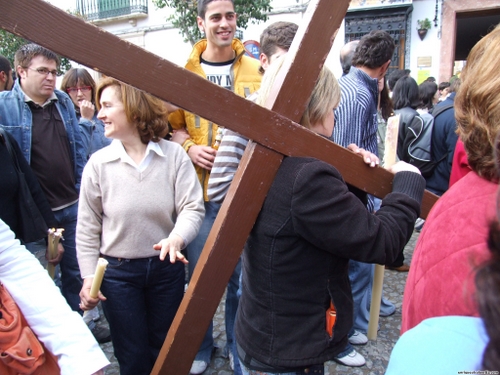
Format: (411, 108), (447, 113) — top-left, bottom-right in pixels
(77, 0), (148, 22)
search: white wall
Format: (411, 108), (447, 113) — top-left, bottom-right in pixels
(408, 0), (443, 82)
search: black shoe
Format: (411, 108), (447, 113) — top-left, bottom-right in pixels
(91, 324), (112, 344)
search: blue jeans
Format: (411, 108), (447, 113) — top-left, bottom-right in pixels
(187, 201), (242, 363)
(337, 260), (396, 359)
(52, 202), (82, 313)
(349, 260), (372, 333)
(350, 262), (395, 332)
(100, 255), (184, 375)
(239, 360), (324, 375)
(232, 263), (244, 375)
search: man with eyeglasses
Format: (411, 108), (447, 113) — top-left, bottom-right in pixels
(0, 44), (91, 324)
(0, 55), (13, 91)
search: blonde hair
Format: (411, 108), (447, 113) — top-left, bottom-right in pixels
(455, 23), (500, 181)
(256, 55), (340, 129)
(96, 77), (169, 144)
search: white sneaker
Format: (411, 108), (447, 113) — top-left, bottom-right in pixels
(190, 360), (208, 374)
(228, 351), (234, 370)
(348, 330), (368, 345)
(334, 349), (366, 367)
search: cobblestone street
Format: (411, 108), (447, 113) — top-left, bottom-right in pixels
(98, 230), (420, 375)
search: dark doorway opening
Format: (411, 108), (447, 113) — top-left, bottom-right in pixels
(455, 11), (500, 61)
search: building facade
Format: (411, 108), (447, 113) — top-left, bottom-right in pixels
(49, 0), (500, 83)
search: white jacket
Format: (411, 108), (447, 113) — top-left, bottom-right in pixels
(0, 219), (109, 375)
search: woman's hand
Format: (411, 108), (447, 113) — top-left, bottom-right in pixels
(348, 144), (380, 167)
(388, 161), (421, 175)
(153, 234), (189, 264)
(79, 277), (106, 311)
(79, 100), (95, 121)
(46, 242), (64, 265)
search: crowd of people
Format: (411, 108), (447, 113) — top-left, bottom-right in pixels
(0, 0), (499, 374)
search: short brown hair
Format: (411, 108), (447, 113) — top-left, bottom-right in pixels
(14, 44), (60, 69)
(198, 0), (234, 18)
(351, 30), (395, 70)
(60, 68), (97, 103)
(95, 77), (169, 144)
(259, 22), (298, 74)
(455, 23), (500, 181)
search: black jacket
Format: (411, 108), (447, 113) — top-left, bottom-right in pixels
(235, 157), (424, 369)
(395, 106), (419, 162)
(0, 131), (57, 241)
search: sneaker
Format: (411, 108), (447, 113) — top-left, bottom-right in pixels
(190, 360), (208, 374)
(90, 323), (111, 344)
(334, 349), (366, 367)
(348, 330), (368, 345)
(228, 351), (234, 371)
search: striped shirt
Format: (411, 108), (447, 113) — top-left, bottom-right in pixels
(332, 67), (379, 155)
(207, 129), (249, 203)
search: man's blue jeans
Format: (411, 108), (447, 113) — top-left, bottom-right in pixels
(187, 201), (242, 364)
(52, 201), (82, 313)
(336, 260), (396, 359)
(101, 255), (184, 375)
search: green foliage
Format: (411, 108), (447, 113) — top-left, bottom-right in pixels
(153, 0), (272, 45)
(0, 30), (25, 67)
(417, 18), (432, 31)
(0, 30), (72, 75)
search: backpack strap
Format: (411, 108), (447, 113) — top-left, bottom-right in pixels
(430, 102), (454, 119)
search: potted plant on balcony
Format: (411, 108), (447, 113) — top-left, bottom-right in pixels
(417, 18), (432, 41)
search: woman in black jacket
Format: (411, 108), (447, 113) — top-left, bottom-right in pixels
(392, 75), (422, 162)
(234, 56), (426, 374)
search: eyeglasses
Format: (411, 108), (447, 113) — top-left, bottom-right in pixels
(28, 67), (60, 77)
(66, 86), (92, 94)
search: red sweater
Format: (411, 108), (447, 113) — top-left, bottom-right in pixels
(449, 139), (472, 187)
(401, 171), (496, 333)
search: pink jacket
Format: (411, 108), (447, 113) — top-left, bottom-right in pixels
(401, 171), (496, 333)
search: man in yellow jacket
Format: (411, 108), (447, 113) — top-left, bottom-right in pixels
(168, 1), (261, 374)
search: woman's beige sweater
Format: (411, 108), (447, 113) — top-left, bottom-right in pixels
(76, 139), (204, 277)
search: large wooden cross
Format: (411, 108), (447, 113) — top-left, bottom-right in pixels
(0, 1), (438, 373)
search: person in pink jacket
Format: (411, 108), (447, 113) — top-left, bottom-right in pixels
(401, 23), (500, 334)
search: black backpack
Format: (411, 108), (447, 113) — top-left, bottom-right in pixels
(404, 103), (454, 177)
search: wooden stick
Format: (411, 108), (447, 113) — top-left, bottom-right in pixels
(47, 228), (64, 279)
(367, 265), (384, 340)
(368, 114), (400, 340)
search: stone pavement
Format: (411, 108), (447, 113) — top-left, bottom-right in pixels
(98, 230), (420, 375)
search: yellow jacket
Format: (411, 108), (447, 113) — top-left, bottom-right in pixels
(169, 39), (261, 201)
